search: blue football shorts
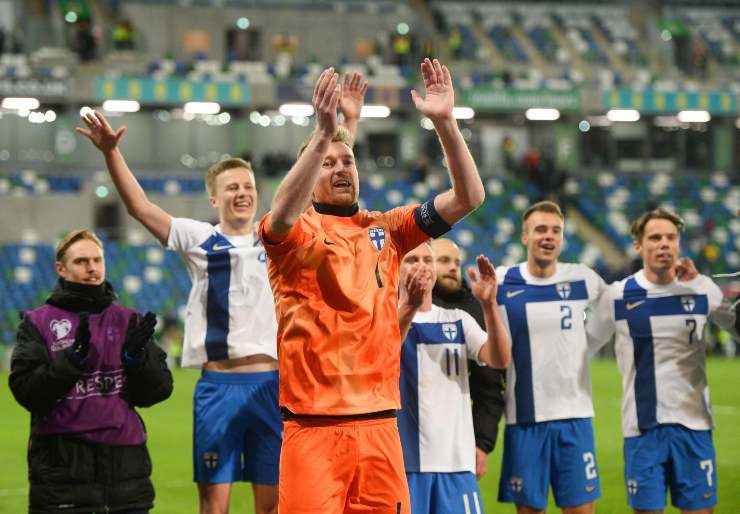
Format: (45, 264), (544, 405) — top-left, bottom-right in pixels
(498, 418), (600, 510)
(193, 369), (282, 484)
(407, 471), (483, 514)
(624, 424), (717, 511)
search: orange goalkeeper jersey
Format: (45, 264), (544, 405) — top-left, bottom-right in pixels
(259, 201), (449, 415)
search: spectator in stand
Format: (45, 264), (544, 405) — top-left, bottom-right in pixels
(75, 17), (97, 61)
(112, 19), (136, 51)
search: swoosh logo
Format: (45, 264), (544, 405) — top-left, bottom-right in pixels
(585, 485), (596, 493)
(626, 300), (645, 310)
(324, 239), (335, 245)
(506, 289), (525, 298)
(212, 243), (232, 251)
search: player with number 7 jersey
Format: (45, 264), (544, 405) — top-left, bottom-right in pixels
(586, 208), (739, 513)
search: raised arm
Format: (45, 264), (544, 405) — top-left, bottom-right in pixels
(339, 72), (368, 146)
(268, 68), (340, 237)
(77, 110), (172, 245)
(411, 58), (484, 225)
(468, 255), (510, 369)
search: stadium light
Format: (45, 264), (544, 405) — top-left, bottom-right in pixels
(2, 97), (40, 110)
(677, 110), (710, 123)
(525, 108), (560, 121)
(103, 100), (141, 113)
(587, 115), (612, 127)
(654, 116), (680, 128)
(360, 105), (391, 118)
(606, 109), (640, 122)
(184, 102), (221, 114)
(279, 103), (314, 117)
(453, 107), (475, 120)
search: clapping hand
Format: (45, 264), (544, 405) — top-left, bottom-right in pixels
(313, 68), (340, 138)
(402, 263), (434, 309)
(468, 255), (498, 306)
(122, 312), (157, 366)
(67, 312), (92, 366)
(339, 72), (368, 122)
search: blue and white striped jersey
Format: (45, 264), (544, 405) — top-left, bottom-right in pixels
(587, 270), (737, 437)
(495, 262), (606, 425)
(398, 305), (486, 473)
(167, 217), (278, 368)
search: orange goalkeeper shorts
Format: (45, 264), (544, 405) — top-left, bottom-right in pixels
(278, 415), (410, 514)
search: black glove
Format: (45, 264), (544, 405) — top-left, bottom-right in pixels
(66, 312), (91, 367)
(122, 312), (157, 366)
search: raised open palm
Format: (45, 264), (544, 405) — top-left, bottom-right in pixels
(410, 58), (455, 121)
(76, 110), (126, 153)
(339, 72), (368, 121)
(313, 68), (340, 138)
(468, 255), (498, 305)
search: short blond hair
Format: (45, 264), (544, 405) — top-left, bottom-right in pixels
(630, 208), (685, 241)
(297, 126), (353, 158)
(56, 229), (104, 262)
(521, 200), (564, 231)
(205, 158), (254, 196)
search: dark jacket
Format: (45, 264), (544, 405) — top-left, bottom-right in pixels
(432, 281), (506, 453)
(9, 279), (173, 514)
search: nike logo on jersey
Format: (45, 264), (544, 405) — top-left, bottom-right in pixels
(626, 300), (645, 310)
(212, 243), (232, 251)
(324, 239), (335, 245)
(703, 492), (715, 499)
(506, 289), (525, 298)
(585, 485), (596, 493)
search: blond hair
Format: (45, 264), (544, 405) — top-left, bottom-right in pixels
(56, 229), (104, 262)
(521, 200), (564, 232)
(204, 158), (254, 196)
(630, 208), (685, 241)
(297, 126), (353, 158)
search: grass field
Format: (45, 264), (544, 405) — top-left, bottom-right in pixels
(1, 358), (739, 513)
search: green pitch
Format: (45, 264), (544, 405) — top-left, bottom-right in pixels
(1, 358), (739, 513)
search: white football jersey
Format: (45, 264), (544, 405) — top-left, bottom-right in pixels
(587, 270), (738, 437)
(398, 305), (486, 473)
(495, 262), (606, 425)
(167, 217), (278, 368)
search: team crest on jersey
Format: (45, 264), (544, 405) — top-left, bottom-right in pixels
(681, 296), (696, 313)
(50, 319), (72, 340)
(627, 479), (638, 495)
(441, 323), (458, 341)
(509, 477), (524, 493)
(203, 451), (219, 470)
(556, 282), (571, 299)
(368, 227), (386, 251)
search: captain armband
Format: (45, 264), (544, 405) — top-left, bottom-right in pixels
(414, 199), (452, 239)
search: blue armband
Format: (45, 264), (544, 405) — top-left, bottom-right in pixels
(414, 199), (452, 239)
